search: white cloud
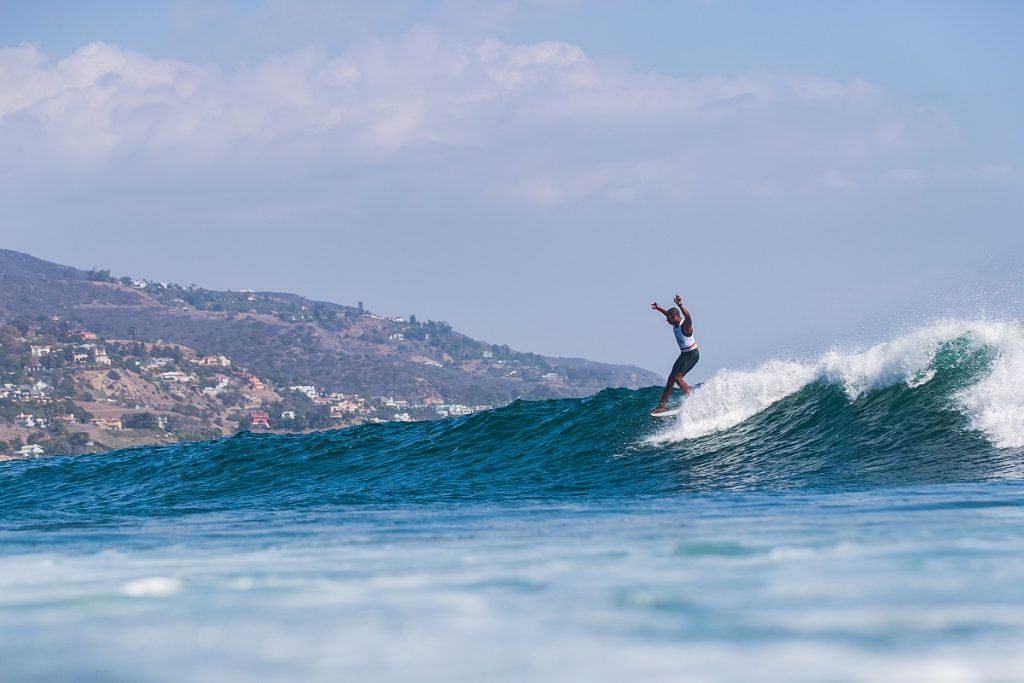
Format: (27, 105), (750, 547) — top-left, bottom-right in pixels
(0, 32), (963, 205)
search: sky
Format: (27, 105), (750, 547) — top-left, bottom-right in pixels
(1, 1), (1022, 378)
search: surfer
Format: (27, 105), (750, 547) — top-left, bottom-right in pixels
(650, 294), (699, 415)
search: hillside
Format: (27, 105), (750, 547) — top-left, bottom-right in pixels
(0, 248), (659, 457)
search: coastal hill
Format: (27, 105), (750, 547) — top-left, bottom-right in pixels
(0, 248), (658, 457)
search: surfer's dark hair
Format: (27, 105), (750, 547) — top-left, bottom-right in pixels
(668, 307), (681, 317)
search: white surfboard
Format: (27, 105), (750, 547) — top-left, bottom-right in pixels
(650, 383), (703, 417)
(650, 407), (682, 418)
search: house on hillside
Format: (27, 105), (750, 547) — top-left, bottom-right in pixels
(290, 385), (318, 400)
(15, 413), (35, 427)
(30, 345), (52, 357)
(93, 418), (123, 431)
(236, 372), (268, 391)
(281, 411), (296, 421)
(159, 371), (195, 383)
(19, 444), (44, 458)
(249, 410), (271, 429)
(192, 355), (232, 368)
(202, 376), (230, 397)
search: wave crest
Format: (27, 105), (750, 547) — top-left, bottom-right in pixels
(654, 320), (1024, 448)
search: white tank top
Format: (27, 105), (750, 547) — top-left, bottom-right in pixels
(673, 323), (697, 352)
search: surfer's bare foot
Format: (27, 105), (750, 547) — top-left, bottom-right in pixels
(651, 404), (668, 416)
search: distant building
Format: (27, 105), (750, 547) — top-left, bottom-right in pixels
(15, 413), (35, 427)
(281, 410), (296, 420)
(30, 345), (52, 357)
(237, 372), (268, 391)
(93, 418), (123, 431)
(249, 410), (271, 429)
(290, 385), (318, 400)
(192, 355), (231, 367)
(159, 371), (194, 383)
(19, 444), (44, 458)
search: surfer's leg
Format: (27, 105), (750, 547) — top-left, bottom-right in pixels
(652, 376), (675, 413)
(673, 349), (699, 396)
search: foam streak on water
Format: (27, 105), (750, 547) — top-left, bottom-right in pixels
(3, 488), (1024, 683)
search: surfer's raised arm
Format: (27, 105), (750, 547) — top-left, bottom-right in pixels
(651, 301), (670, 317)
(674, 294), (694, 336)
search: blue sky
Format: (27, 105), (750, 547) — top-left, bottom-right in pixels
(1, 1), (1021, 377)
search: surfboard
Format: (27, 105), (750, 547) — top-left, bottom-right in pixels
(650, 408), (682, 418)
(650, 383), (703, 417)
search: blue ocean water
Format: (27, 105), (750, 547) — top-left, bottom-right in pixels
(3, 321), (1024, 682)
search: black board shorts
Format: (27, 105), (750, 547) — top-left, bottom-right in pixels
(671, 348), (700, 377)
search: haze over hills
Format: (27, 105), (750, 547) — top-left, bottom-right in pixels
(0, 248), (658, 456)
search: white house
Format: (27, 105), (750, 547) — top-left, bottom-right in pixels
(290, 385), (318, 400)
(159, 371), (194, 383)
(15, 413), (35, 427)
(19, 444), (45, 457)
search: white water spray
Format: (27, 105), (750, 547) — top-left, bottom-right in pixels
(650, 321), (1024, 448)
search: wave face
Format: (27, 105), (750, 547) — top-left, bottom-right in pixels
(4, 320), (1024, 524)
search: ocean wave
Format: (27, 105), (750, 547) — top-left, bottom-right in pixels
(652, 320), (1024, 447)
(3, 320), (1024, 523)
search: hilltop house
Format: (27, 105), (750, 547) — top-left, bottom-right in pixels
(93, 417), (123, 431)
(19, 444), (44, 458)
(15, 413), (35, 427)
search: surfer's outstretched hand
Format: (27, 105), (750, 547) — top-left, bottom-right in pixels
(651, 301), (660, 310)
(674, 294), (683, 306)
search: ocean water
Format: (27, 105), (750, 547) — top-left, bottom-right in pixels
(3, 320), (1024, 682)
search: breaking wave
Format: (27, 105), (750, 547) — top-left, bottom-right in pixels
(3, 320), (1024, 525)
